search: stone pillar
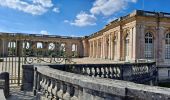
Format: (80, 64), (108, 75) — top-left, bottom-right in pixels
(117, 26), (122, 61)
(132, 25), (137, 60)
(103, 37), (106, 59)
(0, 39), (8, 57)
(140, 25), (145, 59)
(96, 40), (99, 58)
(82, 38), (89, 57)
(130, 28), (134, 60)
(108, 34), (111, 59)
(65, 42), (72, 57)
(156, 27), (164, 65)
(43, 42), (49, 56)
(111, 34), (114, 60)
(89, 42), (91, 57)
(98, 40), (101, 58)
(21, 65), (34, 91)
(101, 38), (103, 58)
(92, 41), (95, 58)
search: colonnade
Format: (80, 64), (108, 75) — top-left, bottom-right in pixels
(0, 34), (82, 57)
(88, 26), (136, 61)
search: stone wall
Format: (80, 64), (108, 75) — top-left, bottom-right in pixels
(22, 64), (170, 100)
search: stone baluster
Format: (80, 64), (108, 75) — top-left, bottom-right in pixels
(93, 67), (97, 77)
(84, 67), (88, 75)
(110, 67), (114, 78)
(63, 83), (71, 100)
(57, 81), (64, 99)
(105, 67), (109, 78)
(82, 67), (86, 75)
(44, 77), (50, 97)
(101, 67), (104, 78)
(89, 67), (93, 76)
(107, 67), (112, 78)
(40, 76), (46, 94)
(86, 67), (90, 75)
(70, 85), (79, 100)
(103, 67), (107, 78)
(91, 67), (95, 77)
(96, 67), (100, 77)
(52, 80), (59, 100)
(113, 67), (116, 78)
(47, 79), (53, 99)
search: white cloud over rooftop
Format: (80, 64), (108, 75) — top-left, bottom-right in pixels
(70, 12), (97, 27)
(67, 0), (137, 27)
(0, 0), (57, 15)
(90, 0), (137, 16)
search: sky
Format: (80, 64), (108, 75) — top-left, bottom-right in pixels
(0, 0), (169, 37)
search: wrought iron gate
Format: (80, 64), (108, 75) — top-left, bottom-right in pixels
(0, 33), (73, 86)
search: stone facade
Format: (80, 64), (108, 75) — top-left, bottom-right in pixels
(83, 10), (170, 81)
(0, 33), (84, 57)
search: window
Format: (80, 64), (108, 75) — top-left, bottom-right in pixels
(165, 33), (170, 59)
(144, 32), (153, 58)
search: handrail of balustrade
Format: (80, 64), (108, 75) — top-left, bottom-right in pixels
(33, 65), (169, 100)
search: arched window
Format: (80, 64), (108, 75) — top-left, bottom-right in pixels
(144, 32), (153, 58)
(48, 43), (55, 50)
(165, 33), (170, 59)
(36, 42), (43, 49)
(23, 42), (30, 49)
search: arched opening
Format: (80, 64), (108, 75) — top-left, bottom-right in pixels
(144, 32), (154, 59)
(23, 42), (30, 56)
(8, 41), (16, 56)
(23, 42), (30, 49)
(36, 42), (43, 49)
(48, 43), (55, 50)
(165, 33), (170, 59)
(72, 44), (78, 57)
(124, 33), (130, 61)
(60, 43), (66, 56)
(36, 42), (43, 56)
(48, 43), (55, 56)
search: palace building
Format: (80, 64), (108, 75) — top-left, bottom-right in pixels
(83, 10), (170, 81)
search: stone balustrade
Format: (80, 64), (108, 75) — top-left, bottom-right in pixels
(49, 62), (157, 85)
(31, 65), (170, 100)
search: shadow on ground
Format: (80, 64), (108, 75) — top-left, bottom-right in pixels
(7, 87), (36, 100)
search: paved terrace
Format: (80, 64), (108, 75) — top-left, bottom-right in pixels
(73, 57), (133, 64)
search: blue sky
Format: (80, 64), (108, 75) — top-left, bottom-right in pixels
(0, 0), (169, 36)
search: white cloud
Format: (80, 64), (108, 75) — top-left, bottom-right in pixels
(33, 0), (53, 7)
(40, 30), (48, 35)
(90, 0), (137, 16)
(53, 7), (60, 13)
(64, 20), (69, 23)
(0, 0), (54, 15)
(70, 12), (97, 27)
